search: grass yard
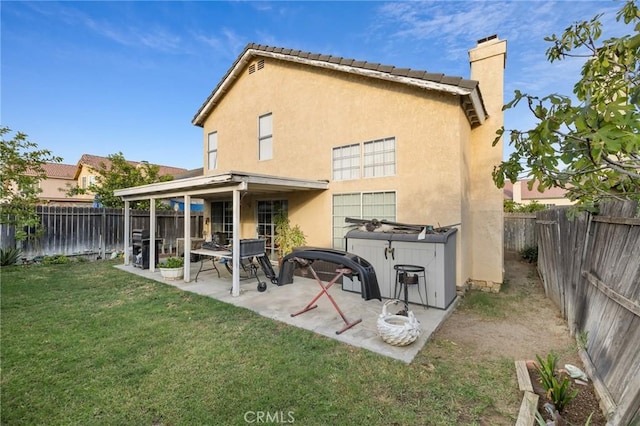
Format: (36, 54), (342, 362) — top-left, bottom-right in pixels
(1, 260), (520, 425)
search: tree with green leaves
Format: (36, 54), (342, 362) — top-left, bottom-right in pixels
(493, 1), (640, 208)
(0, 126), (62, 241)
(66, 152), (174, 209)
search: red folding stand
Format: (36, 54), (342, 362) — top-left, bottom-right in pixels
(290, 258), (362, 335)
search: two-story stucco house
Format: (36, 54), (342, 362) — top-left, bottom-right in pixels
(115, 36), (507, 297)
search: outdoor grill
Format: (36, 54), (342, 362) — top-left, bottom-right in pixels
(132, 229), (159, 269)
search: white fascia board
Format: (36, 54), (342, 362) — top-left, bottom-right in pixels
(260, 51), (472, 97)
(113, 173), (233, 198)
(192, 54), (252, 126)
(469, 88), (487, 124)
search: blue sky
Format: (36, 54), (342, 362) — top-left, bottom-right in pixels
(1, 1), (630, 170)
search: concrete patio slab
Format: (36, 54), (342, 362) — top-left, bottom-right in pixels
(115, 261), (458, 363)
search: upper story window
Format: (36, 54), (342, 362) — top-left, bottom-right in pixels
(332, 137), (396, 181)
(363, 137), (396, 178)
(81, 175), (96, 188)
(332, 144), (361, 181)
(208, 132), (218, 170)
(259, 113), (273, 161)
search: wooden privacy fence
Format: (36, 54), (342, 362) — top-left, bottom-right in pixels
(504, 213), (536, 252)
(536, 200), (640, 426)
(0, 206), (203, 259)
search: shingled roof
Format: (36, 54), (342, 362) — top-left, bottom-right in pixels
(74, 154), (188, 179)
(192, 43), (486, 127)
(24, 163), (77, 179)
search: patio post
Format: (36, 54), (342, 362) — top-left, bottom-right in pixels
(231, 188), (241, 296)
(149, 198), (156, 272)
(184, 194), (192, 282)
(123, 200), (130, 266)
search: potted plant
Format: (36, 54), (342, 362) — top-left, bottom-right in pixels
(274, 212), (306, 259)
(273, 211), (306, 284)
(158, 256), (184, 280)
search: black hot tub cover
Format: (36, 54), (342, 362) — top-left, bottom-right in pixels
(277, 248), (381, 301)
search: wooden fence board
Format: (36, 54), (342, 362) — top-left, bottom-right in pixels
(504, 213), (536, 252)
(0, 206), (203, 258)
(535, 201), (640, 423)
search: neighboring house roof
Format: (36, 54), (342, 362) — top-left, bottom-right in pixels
(175, 168), (204, 180)
(192, 42), (487, 128)
(74, 154), (188, 179)
(25, 163), (77, 179)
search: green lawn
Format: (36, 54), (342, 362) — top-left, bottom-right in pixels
(1, 260), (518, 425)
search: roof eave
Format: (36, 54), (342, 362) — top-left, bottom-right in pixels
(192, 48), (485, 128)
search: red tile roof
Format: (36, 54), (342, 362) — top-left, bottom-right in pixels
(75, 154), (188, 178)
(25, 163), (77, 179)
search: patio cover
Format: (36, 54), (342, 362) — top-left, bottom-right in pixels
(113, 171), (328, 296)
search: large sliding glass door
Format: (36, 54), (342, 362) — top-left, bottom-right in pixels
(211, 201), (233, 243)
(257, 200), (288, 260)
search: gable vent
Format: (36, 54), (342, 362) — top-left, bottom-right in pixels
(257, 59), (265, 70)
(249, 64), (256, 74)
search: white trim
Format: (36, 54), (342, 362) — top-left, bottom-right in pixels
(113, 171), (328, 200)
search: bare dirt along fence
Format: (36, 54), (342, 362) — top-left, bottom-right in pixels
(536, 200), (639, 425)
(0, 206), (203, 260)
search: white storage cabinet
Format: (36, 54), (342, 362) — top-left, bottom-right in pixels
(343, 228), (457, 309)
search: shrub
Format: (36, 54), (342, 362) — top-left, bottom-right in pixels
(42, 255), (70, 265)
(520, 246), (538, 263)
(0, 248), (22, 267)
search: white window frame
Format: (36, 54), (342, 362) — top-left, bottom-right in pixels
(331, 137), (396, 181)
(258, 113), (273, 161)
(363, 137), (396, 178)
(332, 144), (361, 181)
(331, 191), (396, 249)
(207, 131), (218, 170)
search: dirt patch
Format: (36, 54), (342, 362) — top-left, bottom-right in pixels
(426, 252), (605, 424)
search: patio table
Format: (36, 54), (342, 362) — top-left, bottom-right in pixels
(191, 248), (268, 288)
(191, 248), (231, 281)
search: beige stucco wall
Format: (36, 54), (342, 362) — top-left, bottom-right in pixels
(468, 38), (507, 287)
(74, 165), (98, 198)
(200, 45), (505, 287)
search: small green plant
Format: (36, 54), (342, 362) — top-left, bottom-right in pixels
(535, 352), (579, 413)
(158, 257), (184, 268)
(535, 353), (558, 391)
(0, 248), (22, 267)
(520, 246), (538, 263)
(577, 331), (589, 350)
(548, 375), (579, 412)
(42, 255), (70, 265)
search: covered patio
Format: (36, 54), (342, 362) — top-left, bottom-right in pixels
(113, 171), (330, 297)
(115, 260), (458, 363)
